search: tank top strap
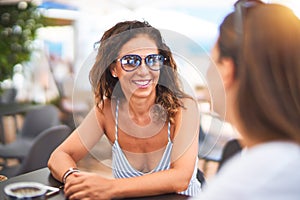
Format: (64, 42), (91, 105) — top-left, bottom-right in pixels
(115, 99), (120, 140)
(167, 121), (171, 142)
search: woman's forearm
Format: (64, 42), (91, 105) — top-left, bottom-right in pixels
(110, 167), (192, 199)
(48, 129), (91, 182)
(48, 150), (78, 182)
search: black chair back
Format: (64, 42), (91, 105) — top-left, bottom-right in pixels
(17, 125), (71, 175)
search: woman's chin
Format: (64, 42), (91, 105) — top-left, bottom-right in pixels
(132, 90), (153, 98)
(128, 83), (156, 99)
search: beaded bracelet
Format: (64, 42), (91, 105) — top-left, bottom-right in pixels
(62, 167), (80, 184)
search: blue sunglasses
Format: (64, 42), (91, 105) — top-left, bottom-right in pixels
(116, 54), (166, 72)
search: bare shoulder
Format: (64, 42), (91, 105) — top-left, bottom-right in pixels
(93, 99), (117, 141)
(172, 97), (199, 136)
(174, 97), (198, 120)
(181, 97), (198, 108)
(94, 99), (115, 127)
(94, 99), (114, 114)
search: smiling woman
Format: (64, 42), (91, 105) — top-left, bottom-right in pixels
(48, 20), (202, 199)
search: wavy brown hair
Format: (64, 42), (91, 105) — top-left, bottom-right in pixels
(218, 3), (300, 143)
(89, 20), (189, 123)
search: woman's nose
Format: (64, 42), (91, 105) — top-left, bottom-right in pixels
(136, 61), (149, 75)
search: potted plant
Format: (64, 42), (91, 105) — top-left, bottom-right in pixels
(0, 1), (44, 96)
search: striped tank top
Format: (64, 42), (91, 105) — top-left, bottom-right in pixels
(111, 100), (201, 196)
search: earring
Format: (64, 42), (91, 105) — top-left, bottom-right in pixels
(112, 74), (117, 78)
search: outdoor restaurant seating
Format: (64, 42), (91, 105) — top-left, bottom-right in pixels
(0, 105), (60, 166)
(0, 125), (71, 178)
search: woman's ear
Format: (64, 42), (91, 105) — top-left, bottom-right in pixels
(110, 67), (117, 78)
(218, 57), (235, 89)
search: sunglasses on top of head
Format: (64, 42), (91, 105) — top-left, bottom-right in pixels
(234, 0), (264, 65)
(116, 54), (166, 72)
(234, 0), (264, 35)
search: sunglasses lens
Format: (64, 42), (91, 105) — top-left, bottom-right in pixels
(121, 55), (141, 71)
(145, 54), (164, 70)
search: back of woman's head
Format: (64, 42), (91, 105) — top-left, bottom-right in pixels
(218, 3), (300, 143)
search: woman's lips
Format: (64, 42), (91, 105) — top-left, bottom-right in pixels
(132, 79), (151, 88)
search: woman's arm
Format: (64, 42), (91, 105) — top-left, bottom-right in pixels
(47, 130), (88, 182)
(48, 106), (106, 182)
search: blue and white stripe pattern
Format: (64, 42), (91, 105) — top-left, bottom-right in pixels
(112, 100), (201, 196)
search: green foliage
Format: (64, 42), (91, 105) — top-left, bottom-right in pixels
(0, 2), (44, 82)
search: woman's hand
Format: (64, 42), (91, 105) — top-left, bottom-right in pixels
(64, 172), (115, 200)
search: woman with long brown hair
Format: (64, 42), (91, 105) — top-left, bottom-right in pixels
(48, 20), (201, 199)
(196, 0), (300, 199)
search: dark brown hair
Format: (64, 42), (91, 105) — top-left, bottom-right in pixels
(218, 4), (300, 142)
(89, 20), (188, 123)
